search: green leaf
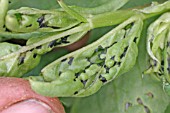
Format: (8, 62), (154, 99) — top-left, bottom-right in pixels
(29, 16), (143, 97)
(70, 72), (170, 113)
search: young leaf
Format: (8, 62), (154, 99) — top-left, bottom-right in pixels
(29, 16), (143, 97)
(145, 12), (170, 94)
(0, 42), (41, 77)
(0, 0), (8, 31)
(5, 7), (80, 33)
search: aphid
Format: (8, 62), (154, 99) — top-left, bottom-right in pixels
(33, 53), (37, 58)
(104, 65), (110, 73)
(99, 75), (107, 83)
(26, 24), (32, 28)
(48, 40), (57, 48)
(133, 37), (138, 43)
(111, 56), (115, 60)
(61, 36), (70, 43)
(117, 62), (121, 66)
(75, 73), (80, 78)
(37, 16), (45, 26)
(167, 42), (170, 47)
(74, 91), (78, 95)
(81, 80), (87, 85)
(36, 45), (42, 49)
(68, 57), (74, 65)
(18, 56), (25, 65)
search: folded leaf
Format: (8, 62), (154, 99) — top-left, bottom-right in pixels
(145, 12), (170, 95)
(29, 16), (143, 97)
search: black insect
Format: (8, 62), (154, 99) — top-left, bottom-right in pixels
(104, 65), (110, 73)
(167, 41), (170, 47)
(111, 56), (115, 60)
(85, 65), (91, 70)
(18, 56), (25, 65)
(50, 26), (60, 29)
(48, 40), (57, 48)
(26, 24), (32, 28)
(74, 91), (78, 95)
(36, 45), (42, 49)
(81, 80), (87, 86)
(33, 53), (37, 58)
(113, 62), (117, 66)
(37, 16), (44, 26)
(153, 60), (157, 67)
(68, 57), (74, 65)
(75, 73), (80, 78)
(95, 45), (104, 52)
(61, 58), (67, 62)
(99, 75), (107, 83)
(61, 36), (70, 43)
(133, 37), (138, 43)
(117, 62), (121, 66)
(120, 46), (128, 59)
(59, 71), (62, 76)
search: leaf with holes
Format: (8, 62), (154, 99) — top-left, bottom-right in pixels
(29, 16), (143, 97)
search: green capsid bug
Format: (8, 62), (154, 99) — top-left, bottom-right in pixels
(29, 16), (143, 97)
(145, 12), (170, 87)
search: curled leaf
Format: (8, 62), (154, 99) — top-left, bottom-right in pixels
(29, 16), (143, 97)
(145, 12), (170, 93)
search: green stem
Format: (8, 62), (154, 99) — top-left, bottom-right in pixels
(89, 1), (170, 28)
(90, 10), (137, 28)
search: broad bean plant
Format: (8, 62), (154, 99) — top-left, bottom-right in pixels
(0, 0), (170, 97)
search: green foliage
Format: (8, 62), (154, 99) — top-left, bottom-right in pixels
(0, 0), (170, 113)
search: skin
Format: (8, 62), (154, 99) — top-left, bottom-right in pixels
(0, 77), (65, 113)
